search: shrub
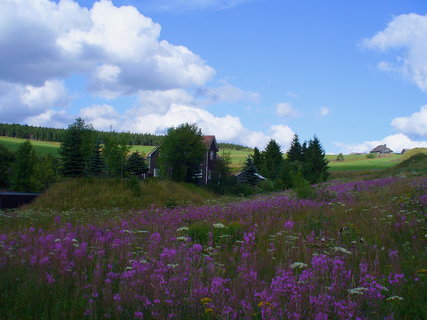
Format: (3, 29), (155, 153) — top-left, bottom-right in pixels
(366, 153), (376, 159)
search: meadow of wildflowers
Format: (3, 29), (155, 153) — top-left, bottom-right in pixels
(0, 177), (426, 319)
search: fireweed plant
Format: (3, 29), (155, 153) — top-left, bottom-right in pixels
(0, 177), (426, 319)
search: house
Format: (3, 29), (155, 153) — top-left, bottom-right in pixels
(401, 148), (411, 154)
(370, 144), (393, 154)
(146, 135), (219, 184)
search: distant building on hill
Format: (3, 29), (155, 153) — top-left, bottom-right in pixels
(370, 144), (393, 154)
(146, 135), (219, 184)
(401, 148), (411, 154)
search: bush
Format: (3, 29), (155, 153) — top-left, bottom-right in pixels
(336, 153), (345, 161)
(366, 153), (376, 159)
(292, 172), (316, 199)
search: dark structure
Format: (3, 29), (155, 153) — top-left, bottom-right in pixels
(370, 144), (393, 154)
(0, 192), (40, 209)
(147, 135), (219, 184)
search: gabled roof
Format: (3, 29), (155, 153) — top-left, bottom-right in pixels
(202, 135), (219, 151)
(146, 146), (159, 157)
(370, 144), (393, 153)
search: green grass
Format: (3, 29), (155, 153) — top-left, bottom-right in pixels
(0, 136), (60, 157)
(327, 154), (401, 171)
(1, 178), (217, 230)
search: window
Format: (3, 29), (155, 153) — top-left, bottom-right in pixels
(209, 150), (215, 160)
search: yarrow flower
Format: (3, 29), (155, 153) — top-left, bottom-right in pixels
(290, 262), (308, 269)
(213, 223), (225, 229)
(348, 287), (368, 295)
(386, 296), (404, 302)
(176, 227), (189, 232)
(333, 247), (352, 255)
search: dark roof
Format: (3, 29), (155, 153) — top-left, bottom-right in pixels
(370, 144), (393, 153)
(202, 135), (219, 151)
(146, 146), (159, 157)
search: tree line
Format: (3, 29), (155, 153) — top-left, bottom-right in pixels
(0, 119), (150, 192)
(0, 123), (163, 146)
(239, 135), (329, 192)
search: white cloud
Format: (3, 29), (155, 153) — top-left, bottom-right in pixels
(25, 109), (73, 128)
(80, 104), (122, 131)
(0, 0), (215, 92)
(276, 102), (299, 118)
(135, 89), (195, 115)
(335, 133), (427, 154)
(363, 13), (427, 91)
(125, 104), (245, 141)
(391, 105), (427, 137)
(269, 124), (295, 150)
(319, 106), (330, 117)
(0, 80), (69, 123)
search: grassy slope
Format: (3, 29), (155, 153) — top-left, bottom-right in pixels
(327, 154), (401, 171)
(1, 178), (217, 229)
(0, 136), (60, 156)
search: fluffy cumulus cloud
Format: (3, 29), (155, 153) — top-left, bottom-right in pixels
(25, 110), (73, 129)
(391, 105), (427, 137)
(0, 0), (214, 92)
(0, 80), (69, 123)
(363, 13), (427, 91)
(276, 102), (299, 119)
(136, 89), (195, 115)
(79, 104), (122, 131)
(335, 133), (427, 154)
(124, 104), (245, 142)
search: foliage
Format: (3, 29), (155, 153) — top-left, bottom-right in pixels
(59, 118), (94, 177)
(0, 122), (163, 146)
(10, 140), (36, 192)
(366, 153), (376, 159)
(239, 155), (260, 185)
(252, 147), (263, 171)
(31, 154), (59, 192)
(262, 139), (283, 180)
(103, 135), (130, 178)
(302, 136), (329, 184)
(287, 134), (304, 162)
(86, 141), (105, 177)
(125, 152), (148, 177)
(217, 142), (251, 151)
(336, 153), (345, 161)
(0, 144), (15, 188)
(400, 147), (427, 161)
(159, 123), (206, 183)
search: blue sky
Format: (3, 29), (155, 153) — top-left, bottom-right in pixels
(1, 0), (427, 153)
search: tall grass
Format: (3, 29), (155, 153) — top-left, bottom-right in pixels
(0, 177), (426, 319)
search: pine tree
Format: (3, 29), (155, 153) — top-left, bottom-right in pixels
(125, 152), (148, 177)
(11, 140), (36, 192)
(59, 118), (94, 177)
(87, 141), (105, 177)
(240, 155), (260, 186)
(263, 139), (283, 180)
(31, 155), (59, 192)
(252, 147), (264, 173)
(303, 136), (329, 184)
(287, 134), (304, 162)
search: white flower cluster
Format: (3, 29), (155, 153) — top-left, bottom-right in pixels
(333, 247), (352, 255)
(213, 223), (226, 229)
(348, 287), (368, 295)
(290, 262), (308, 269)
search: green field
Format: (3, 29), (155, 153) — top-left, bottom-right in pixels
(1, 136), (405, 172)
(0, 136), (60, 156)
(327, 154), (401, 171)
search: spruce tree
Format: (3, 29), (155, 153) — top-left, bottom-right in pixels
(59, 118), (94, 177)
(263, 139), (283, 180)
(87, 141), (105, 177)
(240, 155), (260, 186)
(287, 134), (304, 162)
(125, 152), (148, 177)
(11, 140), (36, 192)
(0, 144), (15, 188)
(252, 147), (264, 173)
(303, 136), (329, 184)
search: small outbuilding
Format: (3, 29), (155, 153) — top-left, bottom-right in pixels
(370, 144), (393, 154)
